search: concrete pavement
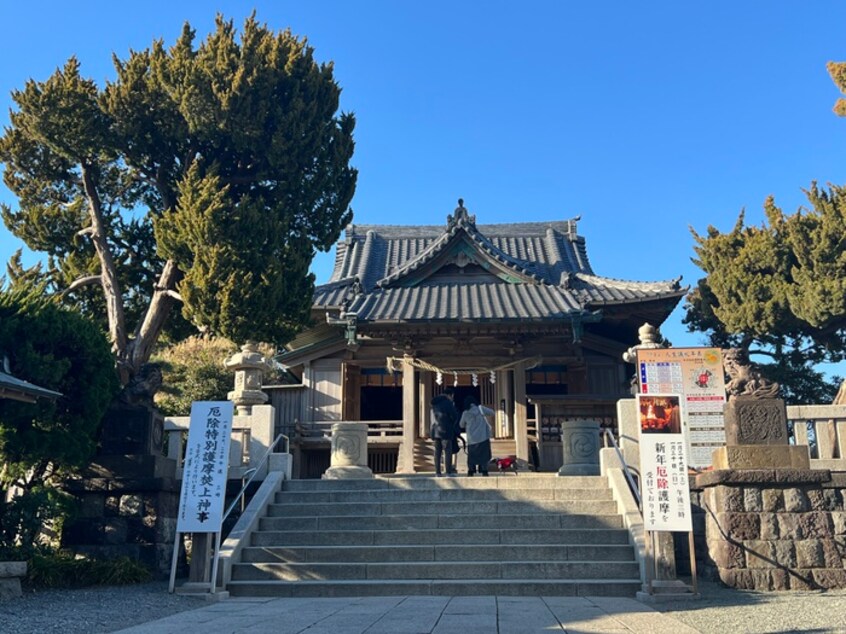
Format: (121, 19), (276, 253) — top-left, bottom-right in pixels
(115, 594), (701, 634)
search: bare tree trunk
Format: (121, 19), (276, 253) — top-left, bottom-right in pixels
(833, 379), (846, 405)
(126, 259), (182, 379)
(80, 164), (128, 369)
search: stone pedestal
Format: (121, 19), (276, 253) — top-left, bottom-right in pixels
(323, 422), (373, 479)
(712, 445), (810, 470)
(724, 396), (789, 445)
(557, 420), (600, 476)
(61, 404), (180, 578)
(98, 404), (165, 455)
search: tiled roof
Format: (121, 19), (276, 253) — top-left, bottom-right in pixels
(328, 214), (592, 291)
(571, 273), (684, 306)
(346, 283), (585, 322)
(315, 204), (684, 322)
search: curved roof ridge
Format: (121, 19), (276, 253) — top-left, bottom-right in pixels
(349, 218), (582, 239)
(574, 272), (685, 291)
(376, 201), (546, 288)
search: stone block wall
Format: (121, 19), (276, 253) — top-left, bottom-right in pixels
(689, 470), (846, 591)
(62, 475), (180, 577)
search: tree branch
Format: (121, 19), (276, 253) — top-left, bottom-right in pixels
(128, 258), (181, 374)
(62, 275), (102, 295)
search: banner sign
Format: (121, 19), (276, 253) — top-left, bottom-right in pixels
(176, 401), (234, 533)
(637, 347), (726, 468)
(637, 393), (693, 532)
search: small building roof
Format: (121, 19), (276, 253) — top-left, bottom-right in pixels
(0, 369), (62, 403)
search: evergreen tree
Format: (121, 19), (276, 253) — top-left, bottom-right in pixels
(686, 187), (845, 403)
(0, 14), (357, 385)
(0, 289), (118, 553)
(685, 61), (846, 403)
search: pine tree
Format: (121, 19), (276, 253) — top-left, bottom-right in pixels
(0, 14), (357, 385)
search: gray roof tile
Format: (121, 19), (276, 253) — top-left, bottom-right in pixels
(315, 209), (685, 322)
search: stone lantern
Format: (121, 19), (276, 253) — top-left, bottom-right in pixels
(225, 341), (272, 415)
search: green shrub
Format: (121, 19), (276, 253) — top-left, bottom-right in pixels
(0, 288), (119, 554)
(24, 551), (151, 589)
(153, 336), (238, 416)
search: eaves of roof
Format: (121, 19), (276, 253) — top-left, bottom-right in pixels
(347, 283), (586, 322)
(0, 371), (62, 402)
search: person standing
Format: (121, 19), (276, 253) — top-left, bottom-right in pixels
(430, 387), (459, 476)
(459, 395), (494, 476)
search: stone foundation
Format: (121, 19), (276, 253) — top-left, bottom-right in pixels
(0, 562), (26, 600)
(61, 468), (180, 577)
(62, 404), (180, 578)
(692, 469), (846, 590)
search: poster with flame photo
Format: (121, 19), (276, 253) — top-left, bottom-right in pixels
(637, 393), (692, 532)
(636, 347), (726, 469)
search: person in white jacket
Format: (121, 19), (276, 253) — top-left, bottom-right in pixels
(458, 395), (494, 476)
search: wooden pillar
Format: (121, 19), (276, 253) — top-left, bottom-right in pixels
(513, 361), (529, 461)
(399, 356), (416, 473)
(495, 370), (511, 438)
(419, 371), (432, 438)
(342, 362), (361, 421)
(301, 361), (313, 423)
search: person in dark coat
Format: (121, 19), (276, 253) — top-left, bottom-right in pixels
(430, 387), (459, 476)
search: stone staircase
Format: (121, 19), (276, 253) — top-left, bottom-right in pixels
(226, 474), (641, 598)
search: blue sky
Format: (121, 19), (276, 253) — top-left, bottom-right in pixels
(1, 1), (845, 349)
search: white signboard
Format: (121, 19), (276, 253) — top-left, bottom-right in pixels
(637, 347), (726, 468)
(637, 393), (693, 532)
(176, 401), (234, 533)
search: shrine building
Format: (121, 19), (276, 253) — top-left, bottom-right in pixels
(270, 201), (685, 476)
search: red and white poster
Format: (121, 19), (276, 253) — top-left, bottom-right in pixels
(637, 347), (725, 469)
(637, 393), (693, 532)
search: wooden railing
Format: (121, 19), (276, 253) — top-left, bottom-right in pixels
(786, 404), (846, 470)
(296, 420), (404, 441)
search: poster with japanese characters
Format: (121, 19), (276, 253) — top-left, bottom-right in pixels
(176, 401), (234, 533)
(637, 347), (726, 468)
(637, 394), (693, 532)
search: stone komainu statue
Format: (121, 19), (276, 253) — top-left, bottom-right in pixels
(722, 348), (780, 401)
(118, 363), (164, 408)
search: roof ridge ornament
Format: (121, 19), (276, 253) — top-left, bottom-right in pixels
(447, 198), (475, 228)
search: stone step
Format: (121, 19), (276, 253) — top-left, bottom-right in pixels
(231, 560), (641, 582)
(273, 487), (613, 504)
(258, 512), (623, 532)
(251, 527), (631, 547)
(280, 474), (607, 492)
(239, 543), (635, 564)
(226, 578), (643, 598)
(265, 499), (619, 517)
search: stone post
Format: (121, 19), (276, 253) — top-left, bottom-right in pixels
(225, 342), (272, 415)
(323, 422), (373, 479)
(558, 420), (600, 476)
